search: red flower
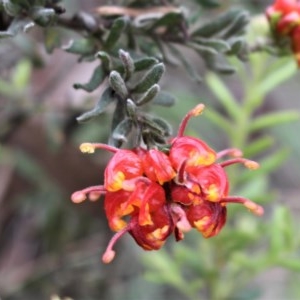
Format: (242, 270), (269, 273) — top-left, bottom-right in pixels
(186, 164), (229, 202)
(104, 149), (143, 192)
(71, 104), (264, 263)
(141, 149), (176, 184)
(169, 136), (216, 171)
(266, 0), (300, 65)
(185, 200), (227, 238)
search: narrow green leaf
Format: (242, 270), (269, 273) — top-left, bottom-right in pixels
(150, 11), (183, 30)
(202, 108), (232, 135)
(136, 84), (160, 106)
(190, 42), (218, 56)
(258, 59), (297, 95)
(243, 136), (274, 158)
(104, 17), (128, 49)
(132, 63), (165, 93)
(96, 51), (113, 71)
(109, 71), (128, 99)
(205, 72), (240, 120)
(73, 65), (104, 92)
(191, 8), (243, 38)
(126, 99), (136, 120)
(226, 37), (245, 55)
(270, 206), (294, 257)
(239, 149), (289, 182)
(150, 117), (172, 137)
(76, 87), (114, 122)
(119, 49), (135, 80)
(250, 111), (300, 132)
(194, 37), (230, 52)
(134, 57), (159, 71)
(221, 11), (249, 39)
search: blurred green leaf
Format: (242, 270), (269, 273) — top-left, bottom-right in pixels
(270, 206), (294, 257)
(11, 59), (31, 89)
(44, 27), (61, 53)
(191, 8), (244, 38)
(194, 37), (230, 52)
(258, 59), (297, 95)
(150, 11), (183, 30)
(76, 87), (115, 122)
(203, 107), (232, 135)
(239, 149), (289, 182)
(104, 17), (128, 49)
(250, 111), (300, 132)
(206, 72), (240, 120)
(243, 136), (274, 158)
(133, 57), (159, 72)
(63, 38), (96, 55)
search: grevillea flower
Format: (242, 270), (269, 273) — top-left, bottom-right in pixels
(71, 104), (264, 263)
(266, 0), (300, 65)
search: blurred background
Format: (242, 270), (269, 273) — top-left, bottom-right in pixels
(1, 0), (300, 299)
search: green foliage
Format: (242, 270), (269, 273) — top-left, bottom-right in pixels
(141, 51), (300, 299)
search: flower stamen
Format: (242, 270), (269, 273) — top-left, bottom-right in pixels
(220, 158), (259, 170)
(102, 225), (131, 263)
(221, 196), (264, 216)
(80, 143), (118, 154)
(177, 103), (205, 137)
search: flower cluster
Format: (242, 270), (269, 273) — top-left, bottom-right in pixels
(266, 0), (300, 66)
(71, 104), (264, 263)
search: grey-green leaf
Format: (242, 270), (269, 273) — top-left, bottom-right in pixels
(191, 8), (243, 38)
(73, 65), (105, 92)
(76, 87), (115, 122)
(136, 84), (160, 106)
(109, 70), (128, 99)
(119, 49), (135, 80)
(96, 51), (113, 72)
(132, 63), (165, 93)
(110, 118), (134, 147)
(104, 17), (128, 49)
(133, 57), (159, 72)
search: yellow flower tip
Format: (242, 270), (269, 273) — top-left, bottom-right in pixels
(79, 143), (95, 153)
(191, 103), (205, 116)
(71, 191), (87, 203)
(102, 250), (116, 264)
(244, 201), (264, 216)
(244, 160), (260, 170)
